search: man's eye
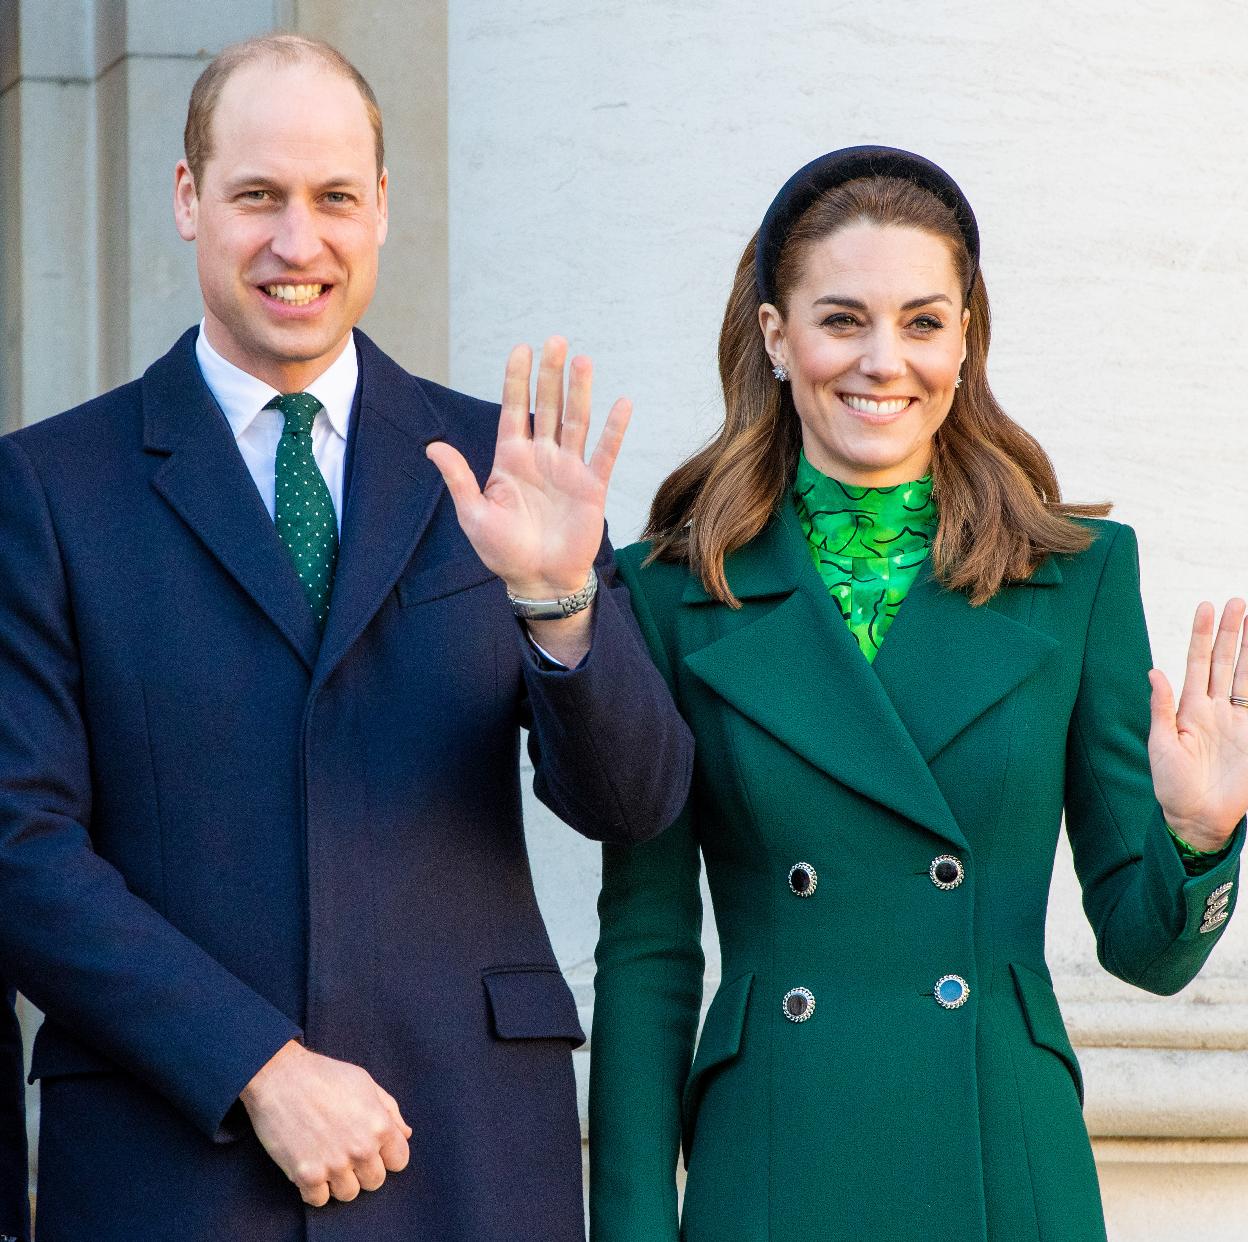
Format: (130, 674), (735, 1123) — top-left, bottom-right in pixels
(325, 192), (352, 205)
(241, 190), (270, 202)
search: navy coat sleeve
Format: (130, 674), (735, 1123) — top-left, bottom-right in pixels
(0, 436), (301, 1142)
(518, 531), (694, 844)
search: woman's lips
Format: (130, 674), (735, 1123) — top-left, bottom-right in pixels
(839, 393), (916, 422)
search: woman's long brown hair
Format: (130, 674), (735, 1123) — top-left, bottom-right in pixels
(645, 176), (1109, 606)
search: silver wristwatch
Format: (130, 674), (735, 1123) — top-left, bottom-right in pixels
(506, 569), (598, 621)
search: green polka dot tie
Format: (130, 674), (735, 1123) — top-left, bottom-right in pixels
(268, 392), (338, 631)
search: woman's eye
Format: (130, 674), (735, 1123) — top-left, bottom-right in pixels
(821, 313), (860, 330)
(911, 315), (944, 332)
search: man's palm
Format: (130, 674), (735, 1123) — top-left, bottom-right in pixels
(426, 337), (630, 597)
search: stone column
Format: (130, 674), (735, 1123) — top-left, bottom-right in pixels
(0, 0), (448, 436)
(292, 0), (449, 382)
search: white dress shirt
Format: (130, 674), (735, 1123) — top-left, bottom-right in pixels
(193, 322), (576, 666)
(194, 322), (358, 534)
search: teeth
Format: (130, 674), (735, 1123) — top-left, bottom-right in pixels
(264, 283), (325, 306)
(842, 394), (910, 416)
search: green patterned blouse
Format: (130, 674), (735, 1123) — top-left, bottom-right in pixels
(793, 451), (937, 663)
(792, 451), (1229, 873)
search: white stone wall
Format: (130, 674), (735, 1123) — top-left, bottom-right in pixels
(447, 2), (1248, 1234)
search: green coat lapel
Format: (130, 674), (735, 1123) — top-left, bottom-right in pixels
(873, 557), (1062, 763)
(681, 503), (968, 851)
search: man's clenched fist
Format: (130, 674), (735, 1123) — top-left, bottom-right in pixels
(240, 1041), (412, 1206)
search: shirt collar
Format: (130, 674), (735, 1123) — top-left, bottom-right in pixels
(793, 450), (937, 561)
(194, 320), (358, 442)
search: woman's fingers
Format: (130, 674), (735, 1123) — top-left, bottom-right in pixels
(1209, 598), (1247, 700)
(1233, 609), (1248, 704)
(1148, 668), (1178, 741)
(533, 336), (568, 442)
(498, 344), (534, 445)
(1177, 602), (1216, 719)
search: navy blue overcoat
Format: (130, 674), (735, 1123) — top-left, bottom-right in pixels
(0, 329), (692, 1241)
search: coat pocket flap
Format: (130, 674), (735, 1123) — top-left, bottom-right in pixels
(396, 557), (497, 607)
(1010, 962), (1084, 1105)
(29, 1022), (116, 1083)
(681, 971), (754, 1161)
(482, 967), (586, 1046)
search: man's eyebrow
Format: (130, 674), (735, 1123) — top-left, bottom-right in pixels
(812, 294), (954, 310)
(222, 172), (279, 187)
(220, 174), (367, 193)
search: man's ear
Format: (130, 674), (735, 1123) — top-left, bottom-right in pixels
(174, 159), (199, 241)
(376, 166), (389, 246)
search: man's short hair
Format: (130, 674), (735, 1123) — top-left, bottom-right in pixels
(183, 33), (385, 186)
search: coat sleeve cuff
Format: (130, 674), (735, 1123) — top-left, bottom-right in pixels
(1174, 817), (1244, 940)
(205, 1019), (305, 1144)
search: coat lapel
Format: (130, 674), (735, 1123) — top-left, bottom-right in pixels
(872, 560), (1061, 763)
(682, 503), (968, 850)
(312, 333), (448, 689)
(144, 331), (321, 670)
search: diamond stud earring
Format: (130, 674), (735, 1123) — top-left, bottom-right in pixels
(772, 364), (789, 382)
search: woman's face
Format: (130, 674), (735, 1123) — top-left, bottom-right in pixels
(760, 222), (970, 487)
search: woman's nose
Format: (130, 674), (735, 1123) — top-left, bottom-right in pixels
(858, 329), (907, 381)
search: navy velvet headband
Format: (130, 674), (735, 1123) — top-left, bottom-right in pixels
(754, 145), (980, 304)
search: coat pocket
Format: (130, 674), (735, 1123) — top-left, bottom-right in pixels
(28, 1022), (117, 1083)
(396, 557), (498, 607)
(482, 966), (586, 1046)
(1010, 961), (1084, 1105)
(681, 971), (753, 1166)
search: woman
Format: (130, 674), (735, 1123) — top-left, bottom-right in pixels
(588, 147), (1247, 1242)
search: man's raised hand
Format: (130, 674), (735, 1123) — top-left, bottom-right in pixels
(425, 336), (632, 600)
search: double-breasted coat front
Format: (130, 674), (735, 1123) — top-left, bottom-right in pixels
(590, 503), (1242, 1242)
(0, 329), (692, 1241)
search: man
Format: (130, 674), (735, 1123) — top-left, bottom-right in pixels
(0, 34), (691, 1241)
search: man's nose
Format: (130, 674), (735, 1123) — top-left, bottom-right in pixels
(859, 328), (907, 381)
(269, 202), (323, 268)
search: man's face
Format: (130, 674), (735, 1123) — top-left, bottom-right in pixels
(174, 59), (387, 391)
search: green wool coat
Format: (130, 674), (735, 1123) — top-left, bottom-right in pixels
(589, 508), (1243, 1242)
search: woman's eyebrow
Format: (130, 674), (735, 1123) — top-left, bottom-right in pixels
(812, 293), (953, 310)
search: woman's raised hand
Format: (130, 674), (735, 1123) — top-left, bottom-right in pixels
(1148, 598), (1248, 851)
(425, 337), (631, 598)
